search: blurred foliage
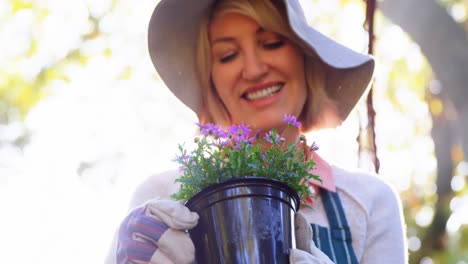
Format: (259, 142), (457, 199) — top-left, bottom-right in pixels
(438, 0), (468, 36)
(1, 0), (467, 263)
(1, 1), (43, 121)
(0, 0), (122, 123)
(374, 0), (468, 261)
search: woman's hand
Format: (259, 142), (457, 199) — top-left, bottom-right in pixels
(292, 211), (334, 264)
(116, 198), (199, 264)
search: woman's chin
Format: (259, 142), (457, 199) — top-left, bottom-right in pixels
(247, 118), (288, 132)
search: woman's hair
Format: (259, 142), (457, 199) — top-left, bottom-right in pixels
(195, 0), (336, 132)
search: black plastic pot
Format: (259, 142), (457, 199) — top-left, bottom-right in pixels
(185, 177), (300, 264)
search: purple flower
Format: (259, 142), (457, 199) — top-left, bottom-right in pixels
(254, 129), (262, 140)
(228, 123), (251, 137)
(175, 153), (191, 163)
(228, 123), (253, 145)
(309, 141), (319, 151)
(283, 114), (301, 127)
(216, 138), (231, 147)
(178, 166), (185, 173)
(197, 122), (226, 138)
(264, 131), (280, 144)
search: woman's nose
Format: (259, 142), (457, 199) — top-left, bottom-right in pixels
(241, 51), (268, 81)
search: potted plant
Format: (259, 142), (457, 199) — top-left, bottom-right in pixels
(172, 115), (320, 264)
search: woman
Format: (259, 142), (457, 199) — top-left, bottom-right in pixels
(107, 0), (407, 263)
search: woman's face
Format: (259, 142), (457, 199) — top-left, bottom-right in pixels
(209, 12), (307, 132)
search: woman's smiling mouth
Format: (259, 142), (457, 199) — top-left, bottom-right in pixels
(243, 83), (284, 101)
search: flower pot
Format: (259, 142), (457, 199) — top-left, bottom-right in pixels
(185, 177), (300, 264)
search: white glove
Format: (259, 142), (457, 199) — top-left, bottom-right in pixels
(117, 198), (199, 264)
(291, 211), (334, 264)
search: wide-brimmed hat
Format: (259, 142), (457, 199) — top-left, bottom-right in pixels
(148, 0), (375, 128)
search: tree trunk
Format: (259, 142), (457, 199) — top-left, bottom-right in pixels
(379, 0), (468, 154)
(378, 0), (468, 261)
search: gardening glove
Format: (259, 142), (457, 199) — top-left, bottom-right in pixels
(117, 198), (199, 264)
(291, 211), (334, 264)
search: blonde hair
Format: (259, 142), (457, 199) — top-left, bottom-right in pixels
(196, 0), (336, 132)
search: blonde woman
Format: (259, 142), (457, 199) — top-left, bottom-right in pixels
(107, 0), (407, 263)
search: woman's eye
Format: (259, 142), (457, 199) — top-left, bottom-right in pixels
(219, 52), (237, 63)
(264, 40), (284, 50)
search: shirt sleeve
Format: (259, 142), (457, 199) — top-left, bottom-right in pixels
(360, 180), (408, 264)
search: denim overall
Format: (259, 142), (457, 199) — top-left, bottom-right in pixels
(310, 189), (359, 264)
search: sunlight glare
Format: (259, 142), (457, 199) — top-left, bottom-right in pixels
(415, 206), (434, 227)
(0, 0), (12, 18)
(450, 196), (462, 212)
(406, 44), (425, 73)
(450, 3), (467, 22)
(379, 150), (412, 191)
(407, 236), (421, 252)
(451, 175), (465, 192)
(447, 195), (468, 233)
(84, 0), (112, 18)
(338, 2), (368, 53)
(378, 25), (410, 61)
(447, 214), (462, 234)
(456, 161), (468, 176)
(421, 257), (434, 264)
(0, 9), (33, 60)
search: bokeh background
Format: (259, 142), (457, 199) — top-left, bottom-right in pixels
(0, 0), (467, 263)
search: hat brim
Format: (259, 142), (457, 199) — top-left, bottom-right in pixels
(148, 0), (375, 128)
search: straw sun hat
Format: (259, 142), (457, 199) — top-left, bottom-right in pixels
(147, 0), (375, 128)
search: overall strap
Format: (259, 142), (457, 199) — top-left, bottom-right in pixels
(310, 189), (359, 264)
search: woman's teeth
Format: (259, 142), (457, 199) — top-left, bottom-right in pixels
(244, 84), (282, 100)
